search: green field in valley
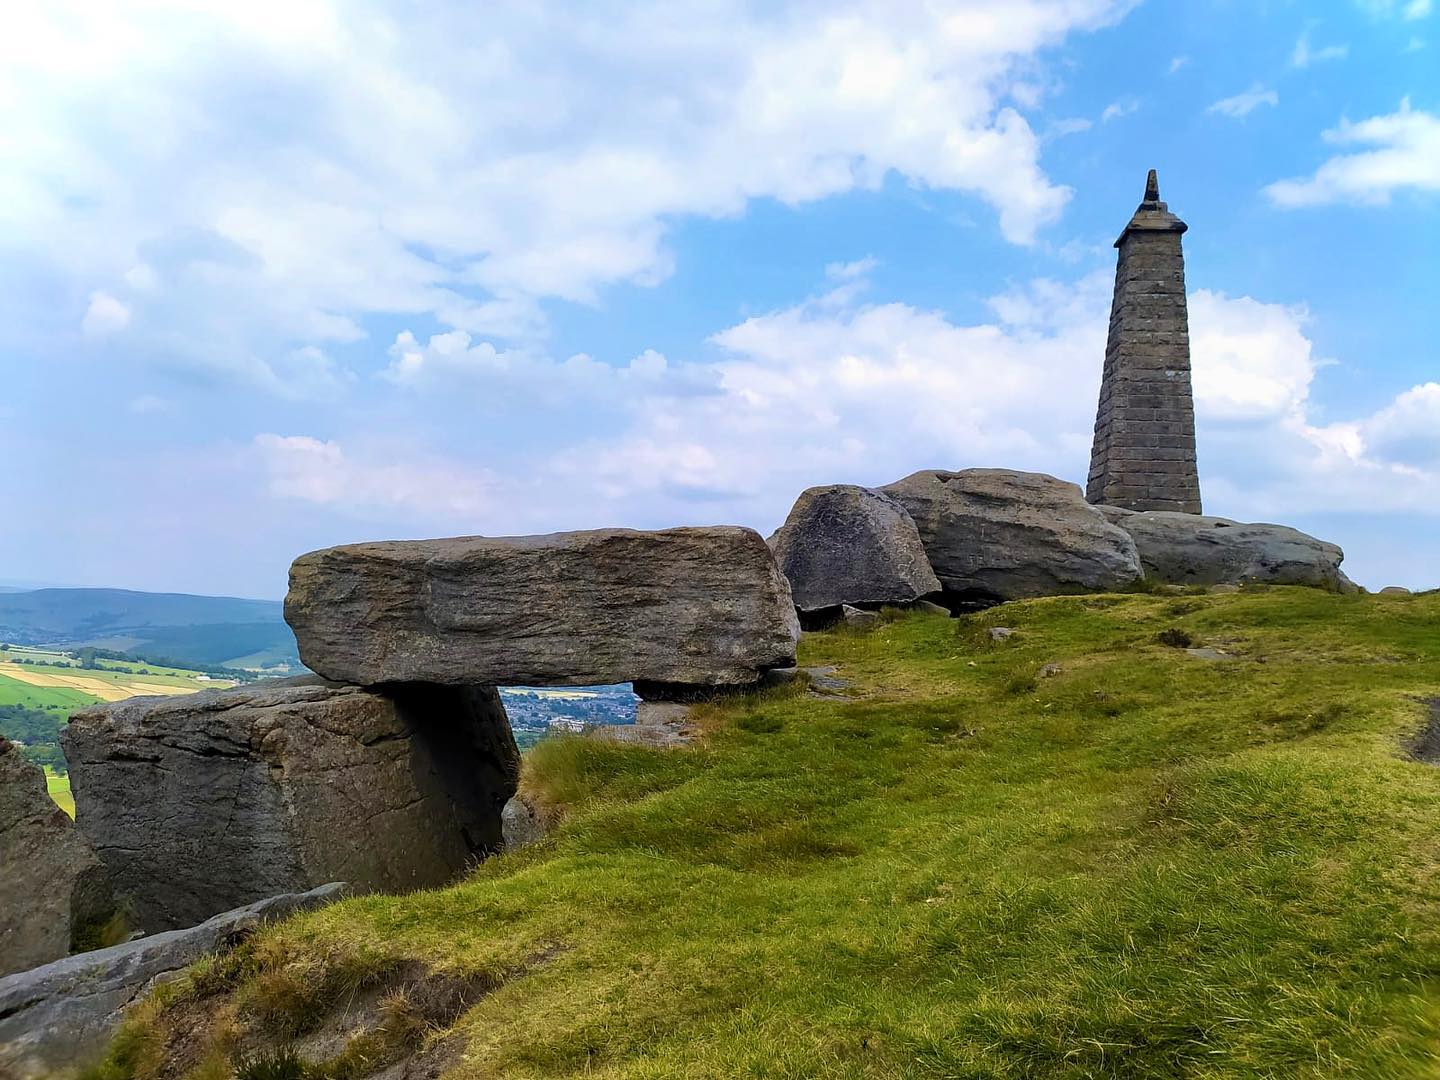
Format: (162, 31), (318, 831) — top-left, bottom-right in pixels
(0, 676), (95, 711)
(92, 587), (1440, 1079)
(0, 643), (236, 812)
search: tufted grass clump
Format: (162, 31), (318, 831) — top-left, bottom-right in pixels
(89, 588), (1440, 1079)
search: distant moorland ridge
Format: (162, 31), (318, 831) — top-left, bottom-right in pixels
(0, 588), (298, 670)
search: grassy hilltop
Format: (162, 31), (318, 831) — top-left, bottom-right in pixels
(94, 587), (1440, 1079)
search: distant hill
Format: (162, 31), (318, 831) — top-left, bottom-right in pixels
(0, 588), (299, 670)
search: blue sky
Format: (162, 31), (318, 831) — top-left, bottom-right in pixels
(1, 0), (1436, 599)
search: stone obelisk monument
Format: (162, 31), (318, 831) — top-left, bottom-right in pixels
(1086, 170), (1202, 513)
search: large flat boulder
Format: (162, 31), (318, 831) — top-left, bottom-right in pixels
(880, 469), (1142, 602)
(62, 679), (517, 932)
(284, 527), (800, 687)
(0, 740), (114, 978)
(768, 485), (941, 616)
(0, 883), (344, 1079)
(1095, 507), (1355, 590)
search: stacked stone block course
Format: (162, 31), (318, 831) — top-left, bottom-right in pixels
(1087, 169), (1202, 514)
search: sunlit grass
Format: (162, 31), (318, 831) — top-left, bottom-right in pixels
(95, 588), (1440, 1078)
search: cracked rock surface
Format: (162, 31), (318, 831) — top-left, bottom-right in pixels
(882, 469), (1142, 603)
(62, 678), (517, 932)
(767, 485), (940, 615)
(0, 883), (344, 1080)
(1094, 506), (1355, 591)
(0, 739), (113, 977)
(284, 526), (800, 688)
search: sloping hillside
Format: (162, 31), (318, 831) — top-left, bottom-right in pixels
(0, 589), (297, 669)
(95, 588), (1440, 1078)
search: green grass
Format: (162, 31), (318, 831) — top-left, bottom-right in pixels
(94, 588), (1440, 1079)
(0, 671), (96, 711)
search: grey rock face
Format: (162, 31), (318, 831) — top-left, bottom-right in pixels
(1101, 510), (1351, 590)
(840, 604), (881, 629)
(0, 883), (344, 1079)
(500, 795), (546, 851)
(63, 679), (517, 932)
(881, 469), (1142, 602)
(0, 740), (114, 977)
(767, 485), (940, 614)
(285, 527), (800, 688)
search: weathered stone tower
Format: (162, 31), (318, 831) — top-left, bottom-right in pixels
(1086, 169), (1202, 513)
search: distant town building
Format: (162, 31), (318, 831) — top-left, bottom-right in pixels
(1087, 170), (1202, 514)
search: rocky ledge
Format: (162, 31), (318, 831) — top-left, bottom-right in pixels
(63, 678), (516, 932)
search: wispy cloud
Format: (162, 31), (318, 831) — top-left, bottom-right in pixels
(1168, 55), (1190, 74)
(1050, 117), (1094, 137)
(1207, 84), (1279, 119)
(1291, 31), (1349, 67)
(1101, 97), (1139, 122)
(1357, 0), (1432, 18)
(81, 292), (131, 337)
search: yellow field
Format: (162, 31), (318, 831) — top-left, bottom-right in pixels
(46, 771), (74, 818)
(0, 664), (203, 701)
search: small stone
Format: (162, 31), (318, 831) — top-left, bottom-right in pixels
(909, 599), (952, 617)
(635, 701), (695, 727)
(585, 723), (692, 748)
(758, 667), (801, 689)
(500, 794), (546, 851)
(841, 604), (882, 628)
(988, 627), (1017, 642)
(1379, 586), (1412, 596)
(800, 666), (850, 694)
(1039, 663), (1063, 678)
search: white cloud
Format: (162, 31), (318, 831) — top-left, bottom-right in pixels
(1357, 0), (1432, 17)
(1207, 84), (1279, 119)
(1291, 32), (1349, 67)
(1359, 383), (1440, 467)
(1050, 117), (1094, 137)
(1265, 100), (1440, 205)
(0, 0), (1132, 391)
(80, 291), (131, 336)
(1168, 55), (1190, 74)
(380, 329), (721, 403)
(1188, 291), (1318, 421)
(254, 434), (496, 517)
(1102, 98), (1139, 122)
(123, 263), (159, 292)
(248, 269), (1440, 544)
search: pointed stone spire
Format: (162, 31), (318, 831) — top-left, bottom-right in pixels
(1086, 170), (1202, 514)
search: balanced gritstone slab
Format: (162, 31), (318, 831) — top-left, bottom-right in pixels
(284, 526), (801, 687)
